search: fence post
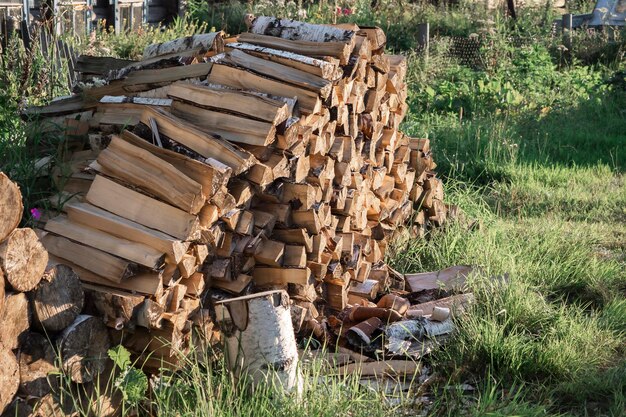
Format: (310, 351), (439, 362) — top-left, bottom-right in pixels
(562, 13), (573, 52)
(418, 22), (430, 59)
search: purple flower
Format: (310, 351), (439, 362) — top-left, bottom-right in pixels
(343, 8), (352, 15)
(30, 208), (42, 220)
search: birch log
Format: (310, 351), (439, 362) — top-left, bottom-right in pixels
(214, 290), (302, 394)
(248, 16), (355, 44)
(0, 172), (22, 244)
(57, 315), (111, 383)
(143, 32), (224, 59)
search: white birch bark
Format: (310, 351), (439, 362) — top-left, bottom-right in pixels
(215, 290), (303, 394)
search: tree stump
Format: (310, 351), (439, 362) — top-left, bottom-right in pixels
(214, 290), (302, 394)
(0, 228), (48, 292)
(0, 292), (30, 350)
(30, 263), (85, 333)
(0, 348), (19, 415)
(57, 315), (111, 384)
(0, 172), (22, 244)
(18, 332), (58, 398)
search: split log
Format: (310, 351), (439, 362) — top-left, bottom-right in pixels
(0, 292), (30, 350)
(207, 64), (321, 115)
(17, 332), (58, 398)
(65, 202), (190, 264)
(42, 234), (138, 284)
(120, 129), (231, 200)
(167, 82), (290, 125)
(57, 315), (111, 383)
(86, 175), (201, 241)
(45, 215), (165, 269)
(0, 173), (22, 244)
(0, 270), (4, 317)
(214, 290), (302, 393)
(404, 265), (472, 292)
(171, 101), (277, 147)
(83, 283), (154, 330)
(0, 228), (48, 292)
(94, 136), (205, 214)
(238, 32), (353, 64)
(0, 348), (19, 415)
(221, 50), (332, 98)
(228, 42), (339, 80)
(139, 107), (256, 174)
(30, 263), (85, 333)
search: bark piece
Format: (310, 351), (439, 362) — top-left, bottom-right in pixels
(0, 228), (48, 292)
(30, 263), (85, 333)
(87, 175), (201, 241)
(143, 32), (223, 59)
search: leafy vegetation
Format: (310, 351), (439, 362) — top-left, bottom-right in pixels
(0, 1), (624, 415)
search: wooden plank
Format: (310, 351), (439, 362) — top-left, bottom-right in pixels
(404, 265), (473, 292)
(170, 101), (276, 147)
(207, 64), (321, 115)
(66, 201), (189, 263)
(95, 136), (205, 214)
(336, 360), (420, 377)
(86, 175), (201, 241)
(42, 234), (136, 283)
(139, 107), (256, 175)
(167, 82), (290, 125)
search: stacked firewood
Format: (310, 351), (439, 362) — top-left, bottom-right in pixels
(28, 17), (446, 370)
(0, 172), (115, 416)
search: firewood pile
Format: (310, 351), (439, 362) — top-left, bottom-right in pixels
(14, 15), (455, 398)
